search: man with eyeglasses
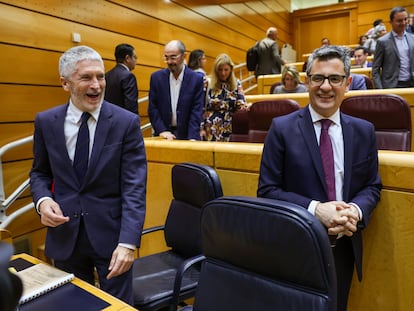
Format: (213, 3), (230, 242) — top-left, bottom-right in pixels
(372, 6), (414, 88)
(105, 43), (139, 114)
(258, 45), (381, 311)
(148, 40), (204, 140)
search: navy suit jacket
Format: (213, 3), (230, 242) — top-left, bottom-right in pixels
(349, 73), (367, 90)
(30, 101), (147, 260)
(372, 31), (414, 88)
(105, 64), (138, 114)
(148, 66), (204, 140)
(257, 106), (381, 280)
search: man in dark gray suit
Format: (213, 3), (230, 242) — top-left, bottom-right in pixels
(372, 6), (414, 88)
(105, 43), (139, 114)
(255, 27), (285, 77)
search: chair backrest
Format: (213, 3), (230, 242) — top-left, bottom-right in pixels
(164, 163), (223, 258)
(269, 82), (282, 94)
(0, 241), (22, 311)
(341, 94), (411, 151)
(362, 74), (374, 89)
(229, 109), (249, 142)
(192, 196), (337, 311)
(248, 99), (300, 143)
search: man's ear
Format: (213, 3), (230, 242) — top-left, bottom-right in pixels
(60, 77), (70, 92)
(345, 75), (352, 92)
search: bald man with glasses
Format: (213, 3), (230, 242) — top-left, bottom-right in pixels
(148, 40), (204, 140)
(258, 45), (381, 311)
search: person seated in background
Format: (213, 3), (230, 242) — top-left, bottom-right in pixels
(358, 35), (369, 46)
(273, 65), (307, 94)
(349, 73), (367, 90)
(321, 37), (331, 47)
(353, 46), (372, 68)
(200, 53), (249, 141)
(364, 24), (387, 54)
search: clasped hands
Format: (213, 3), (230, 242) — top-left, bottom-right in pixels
(315, 201), (360, 237)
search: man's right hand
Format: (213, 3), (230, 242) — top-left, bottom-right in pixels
(39, 199), (69, 227)
(159, 131), (176, 140)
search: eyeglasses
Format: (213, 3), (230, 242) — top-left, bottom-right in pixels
(307, 74), (346, 87)
(163, 54), (182, 62)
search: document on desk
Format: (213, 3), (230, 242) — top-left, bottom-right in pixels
(16, 263), (74, 304)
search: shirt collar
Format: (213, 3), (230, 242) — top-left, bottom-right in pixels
(68, 100), (101, 123)
(392, 30), (406, 38)
(309, 105), (341, 126)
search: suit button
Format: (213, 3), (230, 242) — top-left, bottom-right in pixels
(73, 213), (79, 218)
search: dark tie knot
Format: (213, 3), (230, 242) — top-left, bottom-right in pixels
(320, 119), (332, 130)
(81, 112), (91, 124)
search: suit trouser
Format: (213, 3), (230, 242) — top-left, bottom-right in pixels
(54, 218), (133, 305)
(332, 236), (355, 311)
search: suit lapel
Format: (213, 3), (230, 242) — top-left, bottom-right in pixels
(52, 104), (73, 168)
(87, 101), (112, 179)
(298, 107), (326, 190)
(340, 113), (354, 202)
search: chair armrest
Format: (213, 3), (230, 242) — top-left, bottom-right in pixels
(170, 254), (206, 311)
(142, 225), (165, 235)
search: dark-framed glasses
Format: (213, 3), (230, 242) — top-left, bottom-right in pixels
(308, 74), (346, 87)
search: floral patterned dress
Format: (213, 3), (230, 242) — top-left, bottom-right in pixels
(201, 81), (247, 141)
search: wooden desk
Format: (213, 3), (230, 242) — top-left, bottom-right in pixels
(11, 253), (136, 311)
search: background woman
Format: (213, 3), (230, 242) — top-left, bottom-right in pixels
(273, 65), (307, 94)
(200, 53), (248, 141)
(188, 49), (207, 75)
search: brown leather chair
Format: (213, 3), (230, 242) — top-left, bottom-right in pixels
(363, 74), (374, 89)
(247, 99), (300, 143)
(341, 94), (411, 151)
(269, 82), (282, 94)
(229, 109), (249, 142)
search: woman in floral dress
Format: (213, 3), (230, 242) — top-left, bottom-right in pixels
(200, 53), (248, 141)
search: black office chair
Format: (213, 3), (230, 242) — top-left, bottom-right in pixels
(180, 196), (337, 311)
(0, 241), (22, 311)
(132, 162), (223, 311)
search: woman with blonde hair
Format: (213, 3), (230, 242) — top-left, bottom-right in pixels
(273, 65), (307, 94)
(200, 53), (248, 141)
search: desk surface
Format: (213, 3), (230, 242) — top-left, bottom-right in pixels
(11, 253), (137, 311)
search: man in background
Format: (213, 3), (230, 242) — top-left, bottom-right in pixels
(258, 45), (381, 311)
(373, 6), (414, 88)
(148, 40), (204, 140)
(255, 27), (285, 77)
(105, 43), (139, 114)
(30, 45), (147, 304)
(353, 46), (372, 68)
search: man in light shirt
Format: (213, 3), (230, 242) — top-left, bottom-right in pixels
(30, 45), (147, 305)
(258, 45), (381, 311)
(373, 6), (414, 88)
(148, 40), (204, 140)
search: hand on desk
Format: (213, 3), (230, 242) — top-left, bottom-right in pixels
(106, 245), (135, 280)
(39, 199), (70, 227)
(315, 201), (360, 237)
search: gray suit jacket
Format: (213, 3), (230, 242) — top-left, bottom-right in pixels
(372, 31), (414, 88)
(255, 37), (284, 76)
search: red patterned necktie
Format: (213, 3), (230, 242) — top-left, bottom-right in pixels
(319, 119), (337, 246)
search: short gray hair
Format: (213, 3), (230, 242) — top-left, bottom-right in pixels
(59, 45), (103, 79)
(306, 45), (351, 77)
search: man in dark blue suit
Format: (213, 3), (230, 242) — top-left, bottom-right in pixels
(148, 40), (204, 140)
(30, 46), (147, 305)
(258, 45), (381, 311)
(105, 43), (139, 114)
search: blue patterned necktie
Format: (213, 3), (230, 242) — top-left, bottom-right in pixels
(73, 112), (91, 183)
